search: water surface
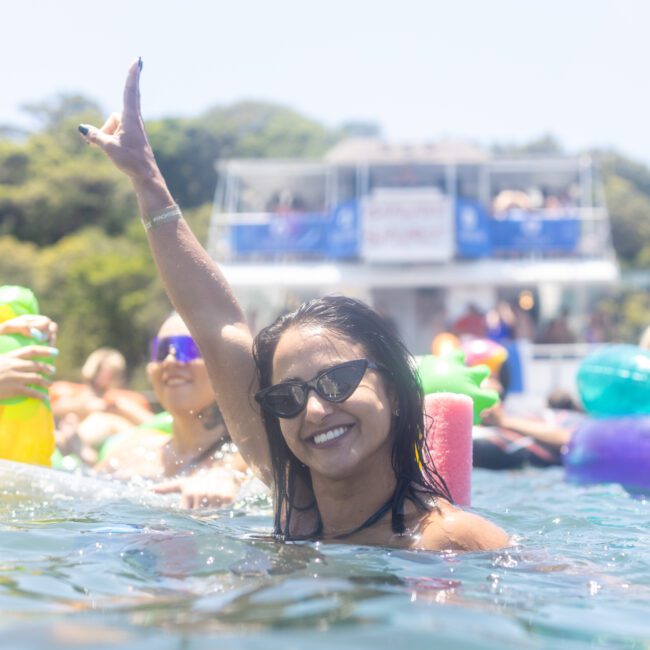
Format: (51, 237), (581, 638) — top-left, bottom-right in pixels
(1, 460), (649, 649)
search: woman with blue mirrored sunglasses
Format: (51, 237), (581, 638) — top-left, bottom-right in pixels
(85, 61), (509, 551)
(96, 313), (249, 509)
(150, 335), (202, 364)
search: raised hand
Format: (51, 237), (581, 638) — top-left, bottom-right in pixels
(78, 59), (159, 182)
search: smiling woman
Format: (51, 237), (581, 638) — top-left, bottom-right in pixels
(253, 298), (455, 542)
(96, 313), (248, 509)
(78, 59), (509, 550)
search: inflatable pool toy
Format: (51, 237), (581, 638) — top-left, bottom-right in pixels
(424, 393), (472, 506)
(462, 338), (508, 375)
(0, 285), (39, 322)
(564, 416), (650, 494)
(0, 286), (56, 466)
(139, 410), (173, 434)
(577, 345), (650, 417)
(431, 332), (461, 357)
(98, 411), (172, 462)
(417, 351), (499, 423)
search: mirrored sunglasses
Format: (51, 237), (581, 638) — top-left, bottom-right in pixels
(150, 335), (202, 364)
(255, 359), (379, 419)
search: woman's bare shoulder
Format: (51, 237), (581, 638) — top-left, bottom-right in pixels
(417, 500), (510, 552)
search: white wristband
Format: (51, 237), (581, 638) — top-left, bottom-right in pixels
(141, 204), (183, 231)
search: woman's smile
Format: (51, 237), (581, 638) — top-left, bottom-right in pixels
(310, 423), (353, 446)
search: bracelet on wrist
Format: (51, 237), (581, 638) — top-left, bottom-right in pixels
(141, 204), (183, 231)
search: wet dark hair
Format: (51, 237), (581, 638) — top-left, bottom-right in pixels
(547, 389), (583, 412)
(252, 295), (452, 540)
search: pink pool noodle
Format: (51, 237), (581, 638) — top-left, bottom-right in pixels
(424, 392), (473, 506)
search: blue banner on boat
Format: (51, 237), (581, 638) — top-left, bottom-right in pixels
(230, 202), (359, 259)
(490, 210), (580, 252)
(455, 199), (492, 258)
(327, 200), (359, 258)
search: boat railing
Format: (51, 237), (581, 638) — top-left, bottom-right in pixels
(515, 341), (602, 406)
(208, 205), (615, 263)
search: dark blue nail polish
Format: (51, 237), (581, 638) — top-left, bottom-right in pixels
(78, 124), (89, 136)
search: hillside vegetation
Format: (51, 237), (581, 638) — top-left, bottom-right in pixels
(1, 96), (648, 384)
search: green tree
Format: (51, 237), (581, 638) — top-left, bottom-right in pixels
(20, 94), (103, 134)
(147, 118), (221, 209)
(597, 150), (650, 268)
(146, 101), (341, 210)
(491, 133), (564, 156)
(0, 236), (38, 287)
(35, 228), (168, 381)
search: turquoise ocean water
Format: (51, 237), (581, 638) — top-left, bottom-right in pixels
(1, 460), (649, 649)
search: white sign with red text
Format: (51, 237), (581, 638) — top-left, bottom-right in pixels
(361, 188), (454, 263)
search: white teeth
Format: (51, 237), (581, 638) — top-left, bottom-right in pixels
(165, 377), (188, 386)
(313, 426), (349, 446)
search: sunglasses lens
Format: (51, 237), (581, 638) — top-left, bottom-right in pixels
(263, 383), (306, 418)
(150, 336), (201, 363)
(257, 360), (369, 418)
(317, 363), (365, 401)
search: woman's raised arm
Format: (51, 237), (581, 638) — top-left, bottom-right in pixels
(79, 60), (271, 483)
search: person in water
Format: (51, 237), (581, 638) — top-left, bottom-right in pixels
(52, 347), (153, 464)
(78, 59), (508, 550)
(474, 364), (585, 471)
(96, 313), (248, 509)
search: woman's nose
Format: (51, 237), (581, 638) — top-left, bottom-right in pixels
(303, 390), (334, 420)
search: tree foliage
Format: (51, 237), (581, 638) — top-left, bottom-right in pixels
(1, 95), (650, 383)
(595, 150), (650, 267)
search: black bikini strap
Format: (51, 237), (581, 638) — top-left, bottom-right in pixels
(330, 494), (395, 540)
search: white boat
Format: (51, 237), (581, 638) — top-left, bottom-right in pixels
(207, 139), (619, 403)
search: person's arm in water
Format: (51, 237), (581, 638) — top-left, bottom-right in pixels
(482, 406), (572, 448)
(78, 60), (271, 484)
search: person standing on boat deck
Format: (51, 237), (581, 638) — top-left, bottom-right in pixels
(77, 59), (508, 550)
(95, 313), (248, 509)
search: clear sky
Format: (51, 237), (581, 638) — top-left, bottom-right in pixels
(2, 0), (650, 162)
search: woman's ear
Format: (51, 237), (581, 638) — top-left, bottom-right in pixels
(387, 383), (400, 417)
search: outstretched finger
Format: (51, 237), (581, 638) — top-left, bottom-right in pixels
(122, 58), (143, 124)
(13, 385), (49, 401)
(78, 122), (114, 150)
(19, 371), (53, 388)
(11, 346), (59, 363)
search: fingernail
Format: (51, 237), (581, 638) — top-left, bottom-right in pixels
(47, 347), (59, 356)
(78, 124), (89, 136)
(138, 57), (143, 71)
(30, 328), (46, 341)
